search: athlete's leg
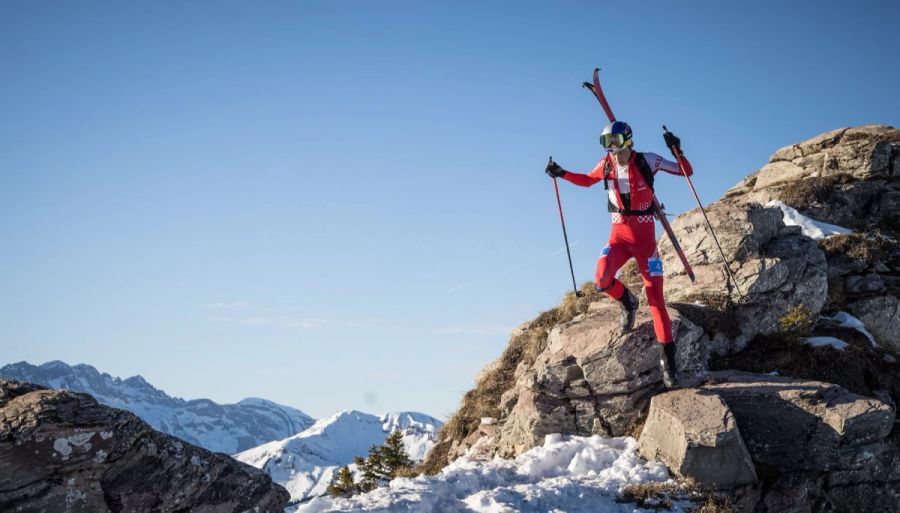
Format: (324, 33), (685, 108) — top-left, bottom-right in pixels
(594, 242), (631, 300)
(596, 235), (641, 333)
(634, 246), (672, 343)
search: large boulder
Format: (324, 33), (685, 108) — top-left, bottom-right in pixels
(638, 388), (757, 489)
(0, 379), (289, 513)
(493, 302), (706, 457)
(658, 202), (828, 353)
(701, 371), (895, 471)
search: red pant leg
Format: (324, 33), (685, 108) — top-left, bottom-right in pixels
(594, 242), (631, 300)
(633, 244), (672, 343)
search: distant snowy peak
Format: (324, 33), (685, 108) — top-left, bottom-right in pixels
(0, 360), (314, 454)
(380, 411), (441, 461)
(3, 360), (175, 406)
(235, 409), (443, 503)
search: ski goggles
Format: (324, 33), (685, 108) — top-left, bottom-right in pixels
(600, 133), (629, 151)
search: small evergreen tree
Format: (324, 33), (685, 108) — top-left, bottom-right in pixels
(326, 465), (357, 498)
(356, 446), (384, 492)
(380, 430), (414, 477)
(329, 430), (417, 498)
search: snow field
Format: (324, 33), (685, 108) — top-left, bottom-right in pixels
(294, 434), (686, 513)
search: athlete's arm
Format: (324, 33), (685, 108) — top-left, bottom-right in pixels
(561, 159), (606, 187)
(561, 171), (602, 187)
(645, 152), (693, 177)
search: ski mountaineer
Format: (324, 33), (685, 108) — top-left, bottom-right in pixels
(545, 121), (692, 388)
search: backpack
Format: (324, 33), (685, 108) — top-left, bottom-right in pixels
(601, 152), (656, 215)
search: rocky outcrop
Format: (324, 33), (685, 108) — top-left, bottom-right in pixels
(423, 125), (900, 512)
(723, 125), (900, 233)
(0, 379), (289, 513)
(658, 202), (828, 353)
(721, 125), (900, 351)
(638, 387), (756, 489)
(491, 302), (705, 458)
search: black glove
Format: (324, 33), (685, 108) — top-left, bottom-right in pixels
(545, 159), (566, 178)
(663, 130), (684, 158)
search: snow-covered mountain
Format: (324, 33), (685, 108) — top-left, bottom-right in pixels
(0, 360), (314, 453)
(235, 409), (442, 504)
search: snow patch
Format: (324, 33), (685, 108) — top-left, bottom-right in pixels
(766, 200), (852, 240)
(821, 311), (878, 347)
(805, 336), (849, 350)
(294, 435), (675, 513)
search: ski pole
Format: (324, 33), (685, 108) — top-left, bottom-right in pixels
(550, 157), (583, 298)
(663, 126), (745, 300)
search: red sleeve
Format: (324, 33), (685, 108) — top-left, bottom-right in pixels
(560, 160), (605, 187)
(647, 152), (693, 177)
(562, 171), (602, 187)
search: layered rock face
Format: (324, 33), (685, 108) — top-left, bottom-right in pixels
(424, 125), (900, 512)
(0, 379), (289, 513)
(722, 124), (900, 352)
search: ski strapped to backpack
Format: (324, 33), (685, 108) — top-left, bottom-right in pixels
(582, 68), (696, 282)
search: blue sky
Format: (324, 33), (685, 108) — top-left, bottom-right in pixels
(2, 1), (898, 419)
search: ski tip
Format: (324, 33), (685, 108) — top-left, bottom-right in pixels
(662, 125), (669, 132)
(593, 67), (600, 72)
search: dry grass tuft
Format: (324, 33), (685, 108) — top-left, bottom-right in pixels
(689, 494), (735, 513)
(418, 281), (604, 474)
(392, 466), (420, 479)
(619, 482), (678, 509)
(779, 173), (854, 210)
(620, 480), (705, 510)
(818, 232), (898, 265)
(710, 322), (900, 403)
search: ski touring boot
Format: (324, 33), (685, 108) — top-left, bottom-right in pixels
(617, 287), (639, 334)
(659, 341), (679, 388)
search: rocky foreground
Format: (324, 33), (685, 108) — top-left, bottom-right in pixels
(422, 125), (900, 512)
(0, 379), (289, 513)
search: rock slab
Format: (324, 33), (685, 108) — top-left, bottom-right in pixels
(701, 372), (895, 471)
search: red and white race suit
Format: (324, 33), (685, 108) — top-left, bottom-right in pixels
(561, 151), (693, 343)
